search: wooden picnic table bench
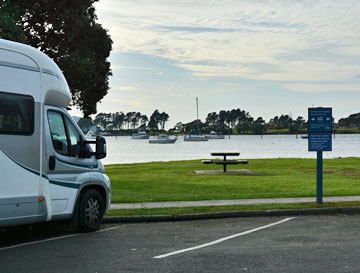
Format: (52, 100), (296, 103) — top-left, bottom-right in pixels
(202, 152), (248, 172)
(211, 152), (239, 160)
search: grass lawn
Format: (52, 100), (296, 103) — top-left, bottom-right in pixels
(106, 157), (360, 203)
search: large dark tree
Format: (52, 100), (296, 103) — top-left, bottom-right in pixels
(77, 117), (95, 133)
(139, 115), (148, 129)
(338, 113), (360, 128)
(183, 119), (206, 134)
(205, 112), (218, 127)
(170, 122), (184, 133)
(0, 0), (26, 42)
(159, 112), (169, 131)
(113, 112), (125, 130)
(251, 117), (266, 135)
(1, 0), (112, 117)
(148, 110), (160, 131)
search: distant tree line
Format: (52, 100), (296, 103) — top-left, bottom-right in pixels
(77, 108), (358, 135)
(169, 109), (306, 135)
(338, 113), (360, 128)
(78, 109), (169, 134)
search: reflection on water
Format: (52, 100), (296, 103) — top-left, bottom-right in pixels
(101, 134), (360, 164)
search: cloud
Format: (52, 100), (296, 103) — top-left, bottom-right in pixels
(219, 82), (236, 86)
(330, 47), (360, 57)
(99, 98), (154, 110)
(113, 86), (140, 92)
(176, 63), (255, 77)
(254, 61), (360, 82)
(112, 65), (153, 71)
(168, 93), (186, 97)
(95, 0), (360, 83)
(282, 83), (360, 93)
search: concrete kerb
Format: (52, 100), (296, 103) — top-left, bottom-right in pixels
(109, 196), (360, 210)
(103, 206), (360, 224)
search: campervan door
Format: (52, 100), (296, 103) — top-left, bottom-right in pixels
(0, 43), (46, 226)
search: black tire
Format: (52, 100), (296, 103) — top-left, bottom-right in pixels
(77, 189), (104, 232)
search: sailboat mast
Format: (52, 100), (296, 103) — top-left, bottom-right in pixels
(196, 97), (199, 134)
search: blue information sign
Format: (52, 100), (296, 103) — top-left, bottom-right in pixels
(308, 108), (332, 133)
(308, 108), (332, 152)
(308, 133), (332, 151)
(307, 107), (332, 204)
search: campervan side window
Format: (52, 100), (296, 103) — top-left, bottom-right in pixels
(64, 116), (82, 156)
(48, 111), (69, 155)
(47, 110), (85, 157)
(0, 92), (34, 135)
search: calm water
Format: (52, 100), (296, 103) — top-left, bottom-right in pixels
(102, 134), (360, 165)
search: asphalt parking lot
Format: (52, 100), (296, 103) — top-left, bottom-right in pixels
(1, 214), (360, 273)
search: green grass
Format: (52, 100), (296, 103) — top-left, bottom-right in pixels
(334, 128), (360, 134)
(106, 157), (360, 203)
(106, 201), (360, 216)
(264, 128), (304, 134)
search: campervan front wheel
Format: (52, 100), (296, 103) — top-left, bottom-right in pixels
(78, 189), (105, 232)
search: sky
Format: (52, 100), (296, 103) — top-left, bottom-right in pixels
(72, 0), (360, 128)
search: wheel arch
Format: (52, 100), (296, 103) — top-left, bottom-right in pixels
(74, 183), (108, 214)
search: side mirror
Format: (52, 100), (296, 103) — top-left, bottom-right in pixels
(95, 136), (106, 159)
(82, 136), (107, 159)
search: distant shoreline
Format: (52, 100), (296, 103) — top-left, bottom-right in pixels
(101, 129), (360, 137)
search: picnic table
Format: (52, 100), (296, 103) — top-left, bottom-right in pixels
(202, 152), (248, 172)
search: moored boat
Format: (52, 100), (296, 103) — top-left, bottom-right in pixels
(184, 134), (208, 141)
(205, 131), (225, 139)
(184, 97), (208, 141)
(132, 130), (150, 139)
(149, 134), (177, 144)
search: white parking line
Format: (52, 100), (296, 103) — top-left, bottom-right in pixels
(0, 225), (121, 251)
(154, 217), (296, 259)
(0, 234), (80, 251)
(96, 226), (121, 233)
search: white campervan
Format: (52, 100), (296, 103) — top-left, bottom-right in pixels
(0, 39), (111, 232)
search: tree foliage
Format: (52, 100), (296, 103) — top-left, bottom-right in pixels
(86, 110), (173, 133)
(0, 0), (26, 42)
(76, 107), (358, 136)
(183, 119), (206, 134)
(77, 117), (95, 133)
(1, 0), (112, 117)
(338, 113), (360, 128)
(180, 109), (307, 135)
(148, 110), (170, 131)
(251, 117), (266, 135)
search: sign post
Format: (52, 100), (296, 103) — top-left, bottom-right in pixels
(316, 151), (323, 204)
(308, 107), (332, 204)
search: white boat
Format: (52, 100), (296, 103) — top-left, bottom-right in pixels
(149, 134), (178, 144)
(184, 97), (208, 142)
(205, 131), (225, 139)
(184, 134), (208, 141)
(85, 130), (96, 139)
(132, 130), (150, 139)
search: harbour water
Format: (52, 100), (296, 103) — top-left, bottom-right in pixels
(102, 134), (360, 165)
